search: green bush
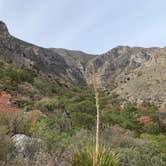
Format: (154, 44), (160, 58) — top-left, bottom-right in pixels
(0, 66), (35, 92)
(101, 103), (160, 134)
(5, 69), (34, 84)
(142, 122), (161, 134)
(36, 117), (71, 153)
(102, 104), (141, 131)
(59, 91), (96, 130)
(33, 78), (58, 95)
(35, 97), (60, 113)
(72, 112), (95, 130)
(0, 127), (15, 162)
(118, 146), (166, 166)
(142, 134), (166, 161)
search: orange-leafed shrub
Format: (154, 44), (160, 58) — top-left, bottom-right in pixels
(0, 91), (26, 135)
(139, 116), (151, 124)
(105, 103), (113, 109)
(0, 91), (20, 112)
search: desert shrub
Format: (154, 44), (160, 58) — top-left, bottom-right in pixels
(0, 127), (15, 162)
(72, 112), (95, 130)
(33, 78), (56, 94)
(36, 117), (71, 153)
(12, 70), (33, 83)
(0, 67), (35, 93)
(101, 103), (161, 134)
(141, 134), (166, 161)
(60, 91), (96, 130)
(69, 129), (93, 148)
(0, 110), (24, 136)
(142, 122), (161, 134)
(37, 116), (71, 132)
(118, 146), (166, 166)
(23, 139), (44, 160)
(35, 97), (60, 113)
(101, 104), (141, 131)
(3, 68), (34, 84)
(0, 110), (42, 136)
(71, 146), (119, 166)
(44, 131), (69, 153)
(33, 78), (47, 91)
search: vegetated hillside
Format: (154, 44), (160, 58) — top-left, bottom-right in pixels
(0, 20), (166, 166)
(1, 20), (166, 105)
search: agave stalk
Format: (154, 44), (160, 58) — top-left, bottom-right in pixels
(91, 64), (100, 166)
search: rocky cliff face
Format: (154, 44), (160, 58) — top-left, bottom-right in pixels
(0, 21), (165, 105)
(0, 21), (94, 86)
(112, 49), (166, 105)
(84, 46), (159, 88)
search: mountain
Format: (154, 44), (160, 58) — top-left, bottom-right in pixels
(85, 46), (166, 106)
(0, 21), (165, 106)
(0, 21), (95, 87)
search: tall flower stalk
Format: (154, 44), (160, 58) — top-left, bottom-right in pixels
(91, 64), (100, 166)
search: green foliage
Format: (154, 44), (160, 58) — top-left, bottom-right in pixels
(71, 146), (119, 166)
(142, 134), (166, 161)
(0, 127), (15, 161)
(72, 112), (95, 130)
(118, 146), (166, 166)
(33, 78), (59, 95)
(36, 117), (72, 153)
(142, 122), (161, 134)
(0, 65), (35, 93)
(35, 97), (60, 113)
(101, 103), (160, 134)
(0, 67), (34, 84)
(0, 60), (164, 165)
(0, 111), (24, 136)
(59, 90), (96, 130)
(102, 104), (140, 131)
(116, 134), (166, 166)
(0, 109), (43, 136)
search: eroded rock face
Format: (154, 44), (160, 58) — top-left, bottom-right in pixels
(0, 21), (13, 49)
(84, 46), (155, 88)
(0, 21), (11, 40)
(112, 51), (166, 106)
(0, 21), (94, 86)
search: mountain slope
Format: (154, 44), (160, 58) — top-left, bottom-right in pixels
(112, 49), (166, 105)
(0, 20), (166, 106)
(0, 21), (95, 87)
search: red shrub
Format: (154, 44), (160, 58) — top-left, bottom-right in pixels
(139, 116), (151, 124)
(0, 91), (19, 112)
(105, 103), (113, 109)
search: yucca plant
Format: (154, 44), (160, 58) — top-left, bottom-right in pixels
(71, 64), (120, 166)
(71, 146), (119, 166)
(91, 64), (100, 166)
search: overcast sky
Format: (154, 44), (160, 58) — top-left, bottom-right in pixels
(0, 0), (166, 54)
